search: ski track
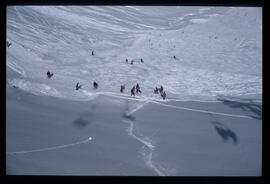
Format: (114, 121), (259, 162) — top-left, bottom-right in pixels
(124, 119), (165, 176)
(97, 92), (257, 119)
(151, 100), (254, 119)
(122, 98), (166, 176)
(6, 137), (92, 155)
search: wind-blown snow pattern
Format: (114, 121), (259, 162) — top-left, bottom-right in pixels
(7, 6), (262, 101)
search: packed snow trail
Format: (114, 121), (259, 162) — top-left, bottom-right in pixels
(6, 137), (92, 155)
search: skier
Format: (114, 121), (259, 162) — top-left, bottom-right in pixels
(136, 83), (141, 94)
(76, 82), (82, 90)
(120, 84), (125, 93)
(47, 70), (54, 79)
(92, 50), (95, 56)
(140, 58), (144, 63)
(161, 91), (166, 100)
(131, 86), (136, 96)
(159, 85), (164, 94)
(173, 56), (176, 59)
(93, 81), (98, 89)
(7, 41), (12, 48)
(126, 59), (128, 63)
(131, 60), (134, 65)
(154, 87), (159, 94)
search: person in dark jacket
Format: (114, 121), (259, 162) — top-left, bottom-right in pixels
(76, 82), (82, 90)
(47, 70), (54, 79)
(140, 58), (144, 63)
(159, 85), (163, 94)
(131, 86), (136, 96)
(7, 41), (12, 48)
(120, 84), (125, 93)
(126, 59), (128, 63)
(154, 87), (159, 94)
(92, 50), (95, 56)
(161, 91), (166, 100)
(93, 81), (98, 89)
(136, 83), (141, 94)
(131, 60), (134, 65)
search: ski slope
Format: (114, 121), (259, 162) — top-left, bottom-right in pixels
(6, 6), (262, 176)
(6, 6), (262, 102)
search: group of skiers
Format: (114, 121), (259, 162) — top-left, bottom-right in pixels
(47, 71), (98, 91)
(154, 85), (166, 100)
(46, 69), (166, 100)
(126, 58), (144, 65)
(130, 83), (142, 96)
(75, 81), (98, 90)
(12, 33), (171, 101)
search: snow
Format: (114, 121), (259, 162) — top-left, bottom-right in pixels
(6, 86), (262, 175)
(6, 6), (262, 176)
(7, 6), (261, 101)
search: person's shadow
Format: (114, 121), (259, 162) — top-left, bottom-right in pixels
(208, 113), (238, 145)
(72, 104), (98, 128)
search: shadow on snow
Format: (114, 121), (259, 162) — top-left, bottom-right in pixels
(72, 103), (98, 128)
(217, 97), (262, 120)
(208, 113), (238, 145)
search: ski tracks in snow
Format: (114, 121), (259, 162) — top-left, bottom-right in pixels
(6, 137), (92, 155)
(122, 98), (167, 176)
(101, 92), (256, 119)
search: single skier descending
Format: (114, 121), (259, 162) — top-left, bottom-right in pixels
(47, 70), (54, 79)
(136, 83), (142, 94)
(76, 82), (82, 90)
(131, 60), (134, 65)
(126, 59), (128, 63)
(93, 81), (98, 89)
(92, 50), (95, 56)
(131, 86), (136, 96)
(140, 58), (144, 63)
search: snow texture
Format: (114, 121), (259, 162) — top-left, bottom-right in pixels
(6, 6), (262, 176)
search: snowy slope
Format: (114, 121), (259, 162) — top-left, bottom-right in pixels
(6, 6), (262, 176)
(6, 6), (262, 101)
(6, 84), (262, 176)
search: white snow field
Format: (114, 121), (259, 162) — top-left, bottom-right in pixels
(6, 6), (262, 176)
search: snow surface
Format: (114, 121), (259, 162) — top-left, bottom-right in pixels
(6, 6), (262, 176)
(7, 6), (262, 101)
